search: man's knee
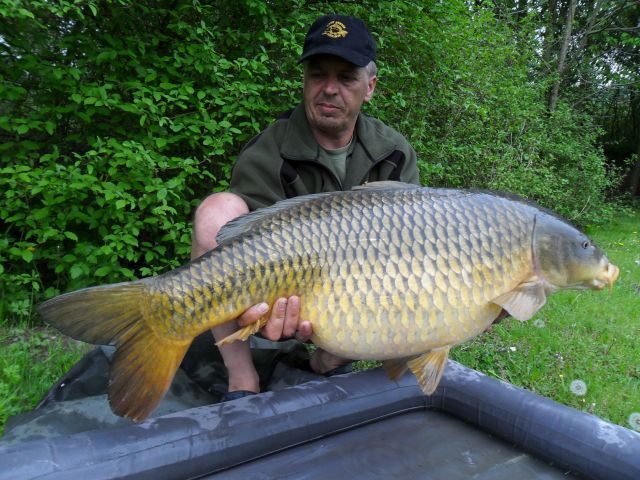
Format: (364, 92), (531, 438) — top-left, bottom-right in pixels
(194, 192), (248, 224)
(192, 192), (249, 256)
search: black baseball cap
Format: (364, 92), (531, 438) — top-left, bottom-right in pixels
(299, 14), (376, 67)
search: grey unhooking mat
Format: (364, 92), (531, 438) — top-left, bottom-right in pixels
(2, 332), (319, 442)
(1, 334), (639, 480)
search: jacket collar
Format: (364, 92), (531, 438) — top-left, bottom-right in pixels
(280, 103), (398, 163)
(280, 104), (320, 160)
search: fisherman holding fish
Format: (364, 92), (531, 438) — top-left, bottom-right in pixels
(191, 14), (420, 401)
(38, 13), (618, 422)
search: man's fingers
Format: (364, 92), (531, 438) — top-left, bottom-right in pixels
(237, 302), (269, 327)
(236, 296), (309, 341)
(295, 320), (313, 343)
(282, 295), (300, 338)
(261, 298), (287, 341)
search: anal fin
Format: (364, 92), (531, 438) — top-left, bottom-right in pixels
(408, 346), (451, 395)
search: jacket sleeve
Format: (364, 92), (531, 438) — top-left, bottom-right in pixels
(399, 143), (420, 186)
(392, 132), (420, 186)
(229, 130), (287, 211)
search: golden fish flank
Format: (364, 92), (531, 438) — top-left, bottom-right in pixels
(38, 182), (619, 421)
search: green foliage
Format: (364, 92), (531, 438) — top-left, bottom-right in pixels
(0, 0), (620, 325)
(365, 2), (617, 221)
(1, 0), (300, 322)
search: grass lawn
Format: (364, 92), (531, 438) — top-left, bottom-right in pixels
(0, 327), (89, 434)
(1, 210), (638, 436)
(449, 209), (640, 430)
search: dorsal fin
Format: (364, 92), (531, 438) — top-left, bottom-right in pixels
(217, 182), (421, 245)
(469, 188), (578, 228)
(216, 191), (339, 246)
(353, 180), (421, 191)
(216, 182), (421, 246)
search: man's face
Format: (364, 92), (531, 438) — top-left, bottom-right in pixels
(303, 55), (376, 141)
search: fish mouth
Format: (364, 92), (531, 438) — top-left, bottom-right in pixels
(592, 263), (619, 291)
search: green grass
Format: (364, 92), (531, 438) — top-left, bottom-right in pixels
(1, 210), (638, 436)
(0, 327), (89, 435)
(449, 209), (640, 430)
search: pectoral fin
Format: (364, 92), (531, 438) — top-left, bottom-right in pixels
(216, 316), (269, 346)
(492, 281), (547, 321)
(408, 346), (451, 395)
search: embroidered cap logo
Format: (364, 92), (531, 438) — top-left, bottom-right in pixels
(322, 20), (348, 39)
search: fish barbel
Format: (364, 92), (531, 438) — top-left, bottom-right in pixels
(38, 182), (619, 421)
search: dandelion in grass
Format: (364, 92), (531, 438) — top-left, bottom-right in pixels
(629, 413), (640, 432)
(533, 319), (545, 328)
(570, 379), (587, 396)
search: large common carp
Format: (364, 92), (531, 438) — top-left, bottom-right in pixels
(39, 182), (619, 421)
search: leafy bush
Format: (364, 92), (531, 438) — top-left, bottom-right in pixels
(365, 2), (616, 220)
(0, 0), (618, 325)
(1, 0), (300, 322)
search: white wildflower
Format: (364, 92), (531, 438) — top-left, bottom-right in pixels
(570, 379), (587, 396)
(533, 319), (545, 328)
(629, 412), (640, 432)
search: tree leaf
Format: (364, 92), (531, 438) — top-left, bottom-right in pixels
(70, 265), (84, 280)
(94, 266), (112, 277)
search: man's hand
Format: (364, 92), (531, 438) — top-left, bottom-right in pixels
(236, 296), (313, 342)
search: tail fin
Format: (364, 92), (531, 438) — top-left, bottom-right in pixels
(38, 282), (190, 422)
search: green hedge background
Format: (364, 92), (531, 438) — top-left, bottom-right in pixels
(0, 0), (631, 323)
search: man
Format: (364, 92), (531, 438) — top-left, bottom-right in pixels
(191, 14), (420, 400)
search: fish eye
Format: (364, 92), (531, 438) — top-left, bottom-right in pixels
(581, 240), (590, 249)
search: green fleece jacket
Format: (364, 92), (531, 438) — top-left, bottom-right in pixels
(229, 104), (419, 211)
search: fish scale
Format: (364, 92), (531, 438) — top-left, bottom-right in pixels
(237, 190), (525, 358)
(38, 183), (619, 421)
